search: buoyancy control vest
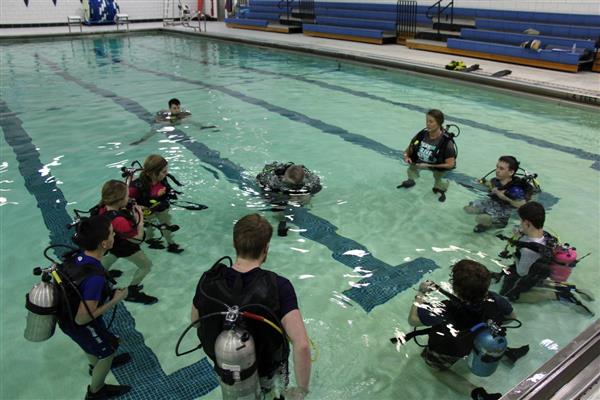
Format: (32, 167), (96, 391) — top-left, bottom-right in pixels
(130, 175), (181, 212)
(55, 253), (113, 326)
(256, 162), (322, 196)
(92, 205), (142, 257)
(195, 263), (289, 377)
(514, 231), (558, 276)
(491, 176), (535, 202)
(408, 129), (456, 166)
(426, 296), (507, 358)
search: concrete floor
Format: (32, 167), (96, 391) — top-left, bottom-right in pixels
(1, 21), (599, 105)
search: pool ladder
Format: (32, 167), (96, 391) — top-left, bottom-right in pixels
(163, 0), (207, 32)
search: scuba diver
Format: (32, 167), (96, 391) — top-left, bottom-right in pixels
(464, 155), (533, 233)
(190, 214), (311, 399)
(131, 98), (206, 145)
(256, 162), (321, 237)
(399, 260), (529, 400)
(96, 180), (158, 304)
(25, 216), (131, 399)
(397, 109), (458, 202)
(494, 202), (594, 314)
(128, 154), (186, 254)
(155, 98), (191, 123)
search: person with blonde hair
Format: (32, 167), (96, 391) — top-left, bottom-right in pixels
(129, 154), (184, 254)
(98, 180), (158, 304)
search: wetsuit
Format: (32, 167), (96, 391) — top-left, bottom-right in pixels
(467, 178), (528, 227)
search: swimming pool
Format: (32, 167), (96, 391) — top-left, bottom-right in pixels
(1, 32), (599, 400)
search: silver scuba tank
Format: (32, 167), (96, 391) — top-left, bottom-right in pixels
(215, 327), (261, 400)
(24, 273), (58, 342)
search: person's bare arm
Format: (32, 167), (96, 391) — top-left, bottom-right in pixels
(281, 309), (311, 395)
(491, 189), (527, 208)
(75, 288), (128, 325)
(191, 304), (200, 328)
(408, 293), (426, 327)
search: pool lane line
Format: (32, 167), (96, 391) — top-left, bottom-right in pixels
(37, 51), (441, 314)
(0, 97), (220, 400)
(92, 47), (561, 211)
(0, 99), (73, 251)
(138, 42), (600, 171)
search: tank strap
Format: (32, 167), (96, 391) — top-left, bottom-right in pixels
(214, 361), (258, 385)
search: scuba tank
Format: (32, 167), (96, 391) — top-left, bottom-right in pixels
(215, 326), (261, 400)
(468, 321), (507, 377)
(549, 244), (577, 282)
(213, 306), (261, 400)
(24, 267), (58, 342)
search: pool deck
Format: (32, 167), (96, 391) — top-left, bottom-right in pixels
(2, 21), (599, 107)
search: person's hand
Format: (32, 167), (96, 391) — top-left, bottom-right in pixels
(157, 187), (167, 197)
(403, 153), (412, 164)
(418, 280), (436, 294)
(492, 188), (506, 200)
(282, 387), (309, 400)
(113, 288), (129, 302)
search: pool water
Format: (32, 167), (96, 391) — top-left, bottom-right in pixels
(1, 33), (599, 400)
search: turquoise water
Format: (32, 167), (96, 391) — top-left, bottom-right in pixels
(1, 33), (599, 399)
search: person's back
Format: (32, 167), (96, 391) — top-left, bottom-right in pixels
(256, 162), (321, 236)
(191, 214), (311, 399)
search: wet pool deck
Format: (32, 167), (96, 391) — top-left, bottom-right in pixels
(2, 21), (599, 107)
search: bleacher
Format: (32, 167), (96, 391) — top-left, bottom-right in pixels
(407, 7), (600, 72)
(223, 1), (600, 73)
(302, 2), (428, 44)
(225, 0), (302, 33)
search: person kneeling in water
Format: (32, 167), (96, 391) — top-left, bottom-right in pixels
(464, 156), (529, 233)
(57, 215), (131, 399)
(256, 162), (322, 237)
(408, 260), (529, 400)
(496, 202), (594, 312)
(398, 109), (456, 202)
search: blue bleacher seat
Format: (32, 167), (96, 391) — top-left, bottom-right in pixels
(303, 23), (385, 39)
(447, 38), (584, 65)
(475, 19), (600, 39)
(460, 29), (596, 51)
(316, 16), (396, 32)
(225, 18), (269, 27)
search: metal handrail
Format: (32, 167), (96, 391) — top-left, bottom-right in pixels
(426, 0), (454, 37)
(198, 12), (207, 31)
(396, 0), (417, 40)
(298, 0), (314, 23)
(278, 0), (291, 21)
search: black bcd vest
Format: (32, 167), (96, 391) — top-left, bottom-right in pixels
(55, 256), (113, 326)
(409, 129), (456, 167)
(427, 296), (505, 357)
(195, 263), (289, 377)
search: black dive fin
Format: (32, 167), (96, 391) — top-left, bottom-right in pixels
(491, 69), (512, 78)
